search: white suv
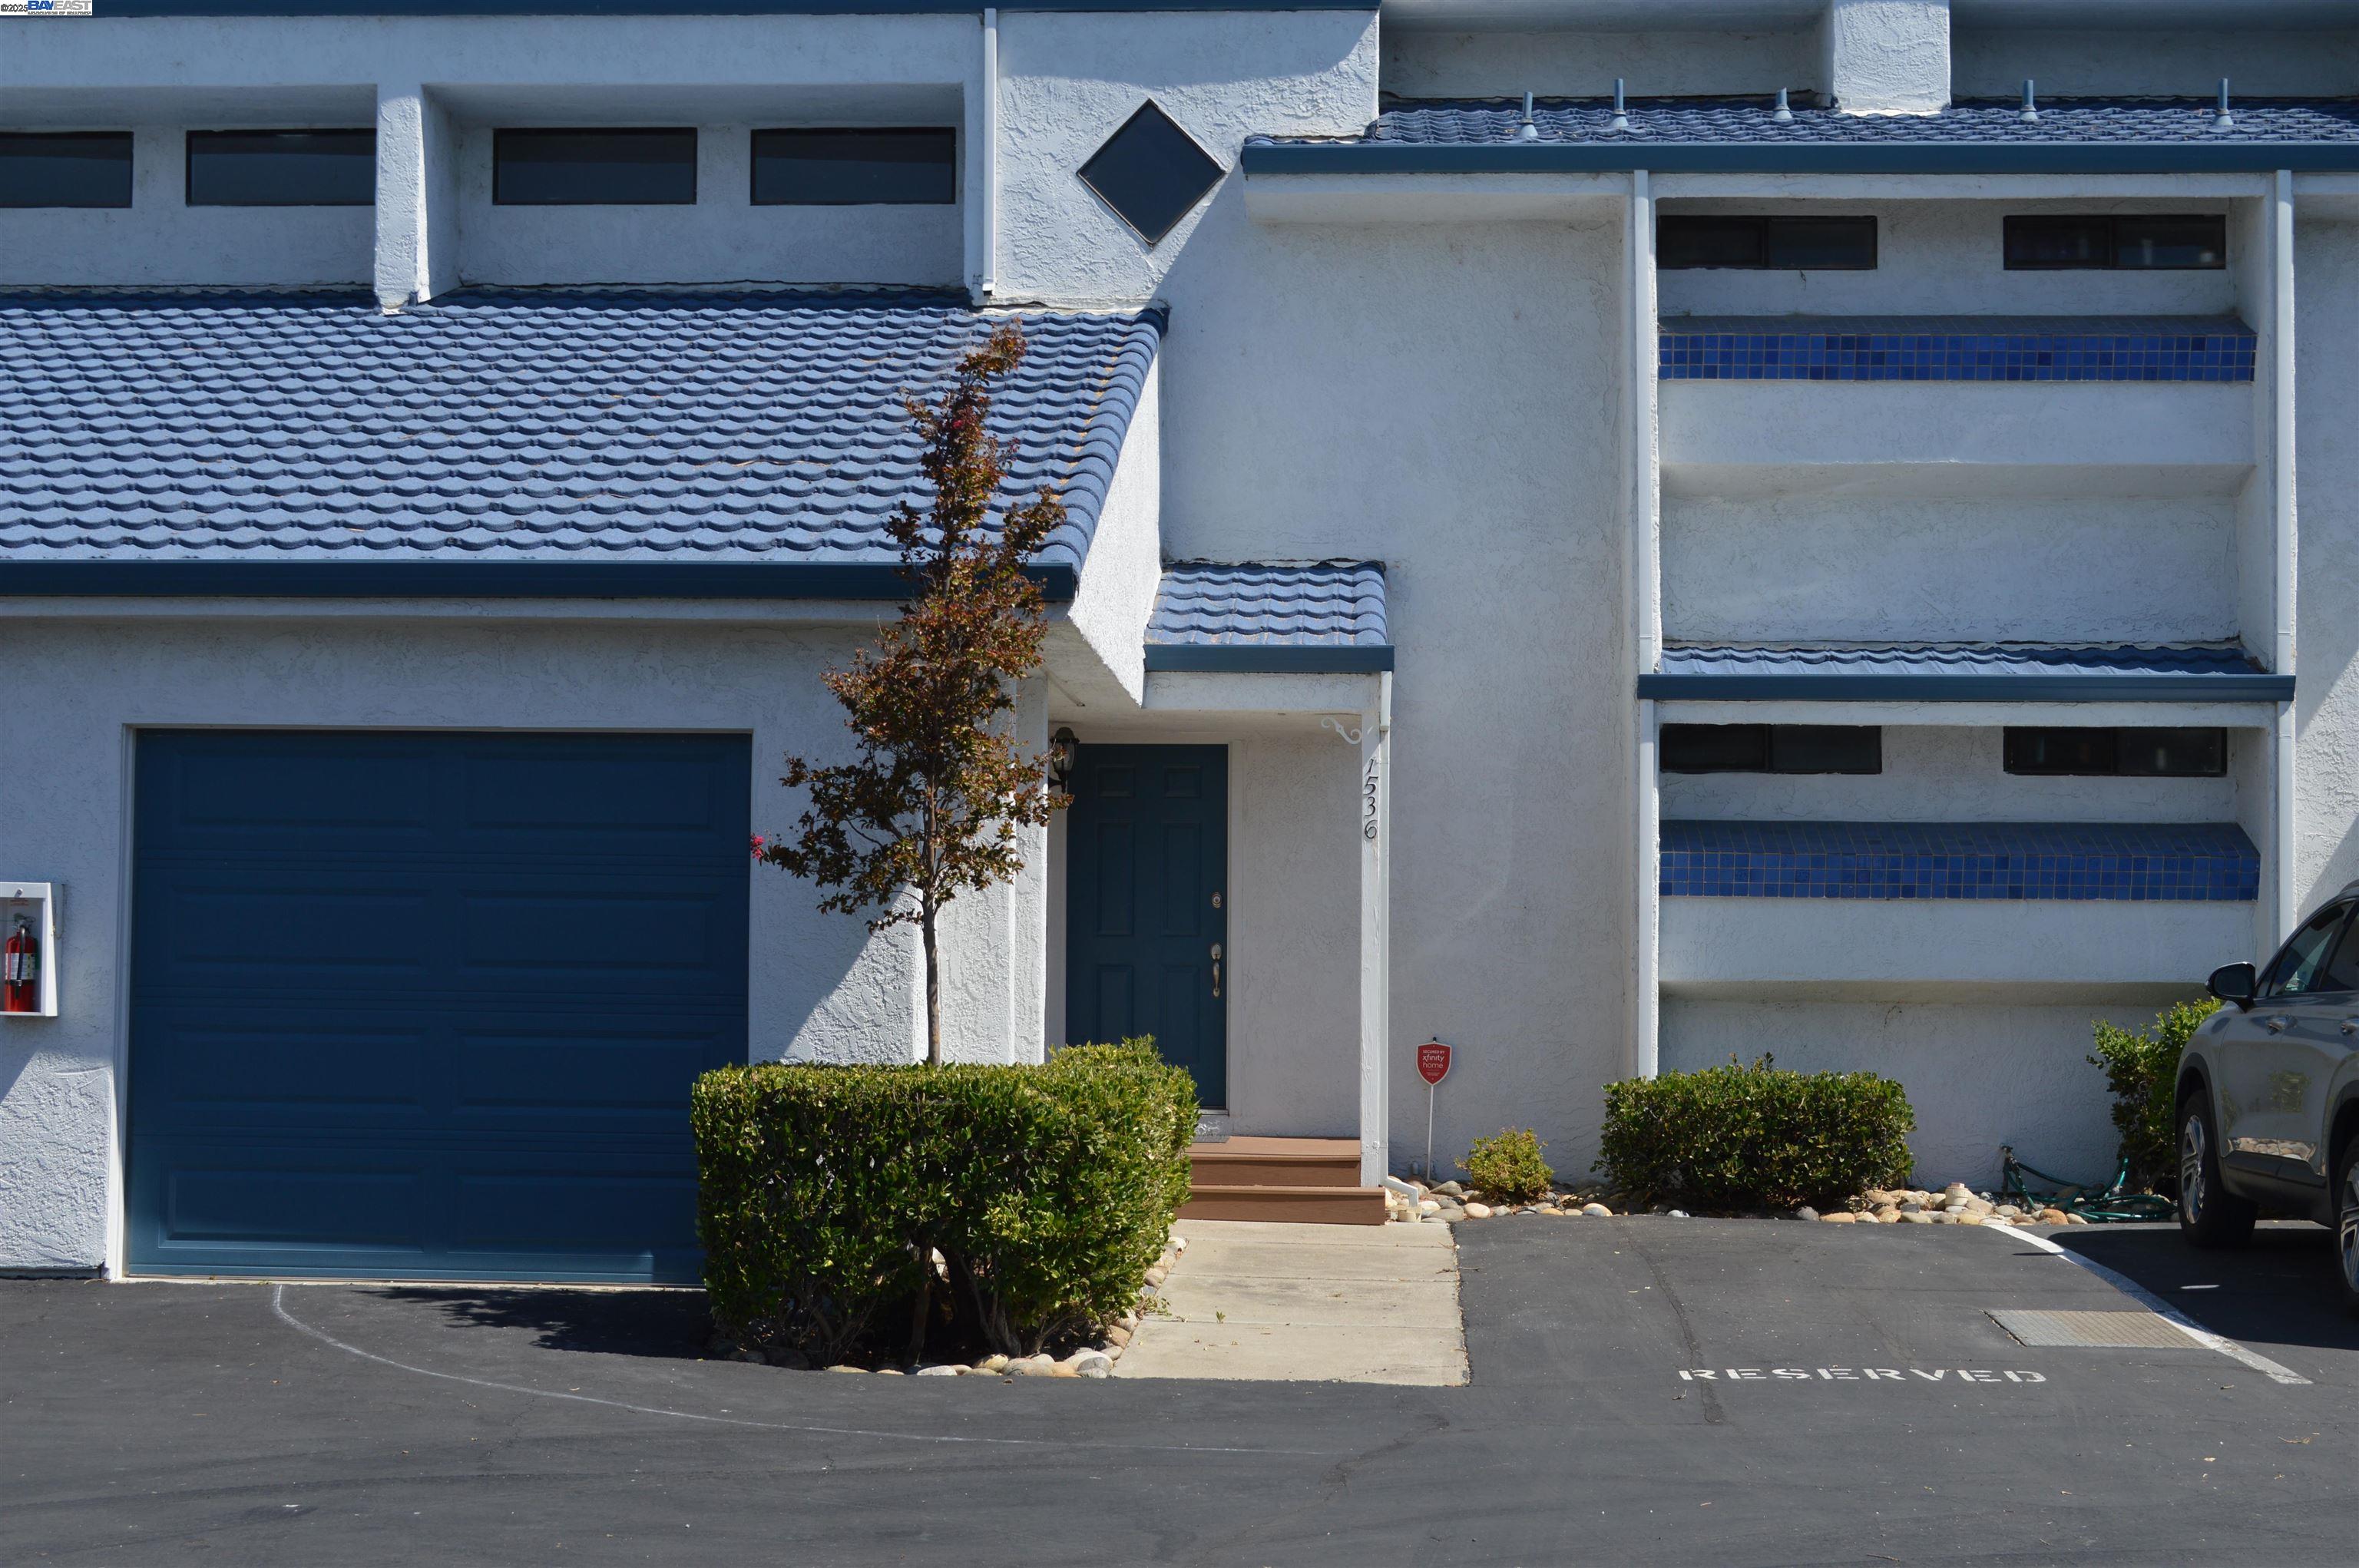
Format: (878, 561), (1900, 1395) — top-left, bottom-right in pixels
(2179, 880), (2359, 1318)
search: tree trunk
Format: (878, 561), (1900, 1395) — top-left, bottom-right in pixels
(921, 891), (942, 1066)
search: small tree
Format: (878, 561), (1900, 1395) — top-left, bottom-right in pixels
(756, 323), (1066, 1064)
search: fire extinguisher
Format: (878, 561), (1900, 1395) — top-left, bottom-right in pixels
(3, 915), (38, 1014)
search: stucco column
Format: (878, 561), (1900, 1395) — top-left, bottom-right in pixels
(1818, 0), (1950, 115)
(374, 83), (458, 309)
(1357, 673), (1391, 1186)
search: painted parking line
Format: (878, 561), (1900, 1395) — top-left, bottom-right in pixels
(1986, 1222), (2312, 1387)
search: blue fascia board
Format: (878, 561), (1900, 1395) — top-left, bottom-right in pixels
(96, 1), (1374, 13)
(1242, 141), (2359, 177)
(1636, 673), (2296, 701)
(0, 559), (1081, 601)
(1145, 643), (1395, 674)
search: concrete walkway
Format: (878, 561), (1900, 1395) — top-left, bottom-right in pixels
(1113, 1218), (1467, 1384)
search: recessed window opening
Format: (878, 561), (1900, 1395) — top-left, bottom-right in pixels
(1077, 101), (1224, 246)
(2002, 727), (2225, 777)
(751, 128), (955, 205)
(1662, 724), (1882, 775)
(2003, 214), (2225, 270)
(1657, 215), (1877, 270)
(494, 128), (697, 206)
(0, 131), (133, 209)
(187, 130), (375, 207)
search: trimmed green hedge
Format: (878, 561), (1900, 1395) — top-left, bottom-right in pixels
(1596, 1057), (1915, 1210)
(2089, 998), (2219, 1193)
(691, 1042), (1196, 1363)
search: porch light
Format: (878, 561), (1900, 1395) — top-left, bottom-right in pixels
(1049, 726), (1078, 789)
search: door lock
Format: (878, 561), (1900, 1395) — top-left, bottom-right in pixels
(1209, 943), (1223, 999)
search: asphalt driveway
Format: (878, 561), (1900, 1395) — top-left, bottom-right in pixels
(5, 1218), (2351, 1566)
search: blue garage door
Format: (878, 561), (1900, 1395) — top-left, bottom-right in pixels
(127, 731), (749, 1282)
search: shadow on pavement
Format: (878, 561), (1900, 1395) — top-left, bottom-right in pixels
(368, 1285), (713, 1360)
(2054, 1222), (2358, 1355)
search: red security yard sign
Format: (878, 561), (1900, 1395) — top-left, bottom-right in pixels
(1418, 1039), (1453, 1181)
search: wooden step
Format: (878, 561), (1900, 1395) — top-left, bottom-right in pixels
(1187, 1136), (1360, 1189)
(1178, 1184), (1389, 1226)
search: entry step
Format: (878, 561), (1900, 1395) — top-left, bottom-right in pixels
(1182, 1138), (1385, 1225)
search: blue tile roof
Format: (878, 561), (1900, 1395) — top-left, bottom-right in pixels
(0, 288), (1163, 599)
(1641, 643), (2292, 701)
(1355, 95), (2359, 147)
(1243, 95), (2359, 174)
(1143, 560), (1392, 673)
(1661, 316), (2255, 383)
(1661, 819), (2259, 902)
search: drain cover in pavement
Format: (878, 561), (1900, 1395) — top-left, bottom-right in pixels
(1988, 1309), (2201, 1348)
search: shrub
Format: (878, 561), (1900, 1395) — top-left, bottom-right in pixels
(1596, 1056), (1915, 1210)
(2088, 998), (2220, 1193)
(691, 1041), (1195, 1364)
(1464, 1128), (1553, 1203)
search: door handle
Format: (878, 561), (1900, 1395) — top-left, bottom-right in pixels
(1209, 943), (1223, 1000)
(2341, 1018), (2357, 1037)
(2263, 1014), (2292, 1034)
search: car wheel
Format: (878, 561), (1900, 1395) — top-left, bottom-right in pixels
(2177, 1096), (2256, 1249)
(2334, 1137), (2359, 1319)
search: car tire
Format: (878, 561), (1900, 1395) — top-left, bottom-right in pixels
(2177, 1095), (2256, 1249)
(2334, 1136), (2359, 1320)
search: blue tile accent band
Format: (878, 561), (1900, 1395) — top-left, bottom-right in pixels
(1659, 820), (2258, 903)
(1659, 317), (2255, 383)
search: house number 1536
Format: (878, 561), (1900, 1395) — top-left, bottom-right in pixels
(1361, 756), (1379, 842)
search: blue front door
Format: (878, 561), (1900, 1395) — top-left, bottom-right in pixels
(1064, 743), (1228, 1107)
(127, 729), (749, 1282)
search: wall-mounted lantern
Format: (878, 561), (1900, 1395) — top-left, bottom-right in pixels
(1048, 727), (1078, 791)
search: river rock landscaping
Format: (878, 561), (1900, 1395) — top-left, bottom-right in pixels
(1381, 1176), (2091, 1228)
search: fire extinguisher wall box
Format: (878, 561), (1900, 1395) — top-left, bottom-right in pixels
(2, 882), (58, 1019)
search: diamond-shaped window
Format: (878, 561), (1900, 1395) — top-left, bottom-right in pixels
(1077, 100), (1224, 246)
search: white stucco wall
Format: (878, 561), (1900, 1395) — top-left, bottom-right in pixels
(991, 9), (1379, 304)
(0, 609), (1037, 1272)
(1223, 733), (1362, 1137)
(0, 124), (374, 288)
(1661, 724), (2245, 822)
(1657, 199), (2238, 318)
(1662, 995), (2174, 1189)
(448, 121), (965, 289)
(1950, 28), (2359, 99)
(1149, 213), (1633, 1173)
(1818, 0), (1950, 116)
(1663, 382), (2253, 473)
(1661, 898), (2253, 994)
(2295, 217), (2359, 910)
(1379, 28), (1821, 99)
(1662, 491), (2237, 645)
(1057, 358), (1161, 705)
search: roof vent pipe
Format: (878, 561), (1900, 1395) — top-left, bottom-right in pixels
(2019, 79), (2039, 124)
(1610, 78), (1631, 134)
(1772, 88), (1794, 124)
(1518, 91), (1540, 142)
(2213, 78), (2235, 131)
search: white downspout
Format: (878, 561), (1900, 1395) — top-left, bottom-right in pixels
(2269, 167), (2298, 942)
(1357, 672), (1393, 1187)
(976, 7), (1000, 303)
(1629, 169), (1661, 1080)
